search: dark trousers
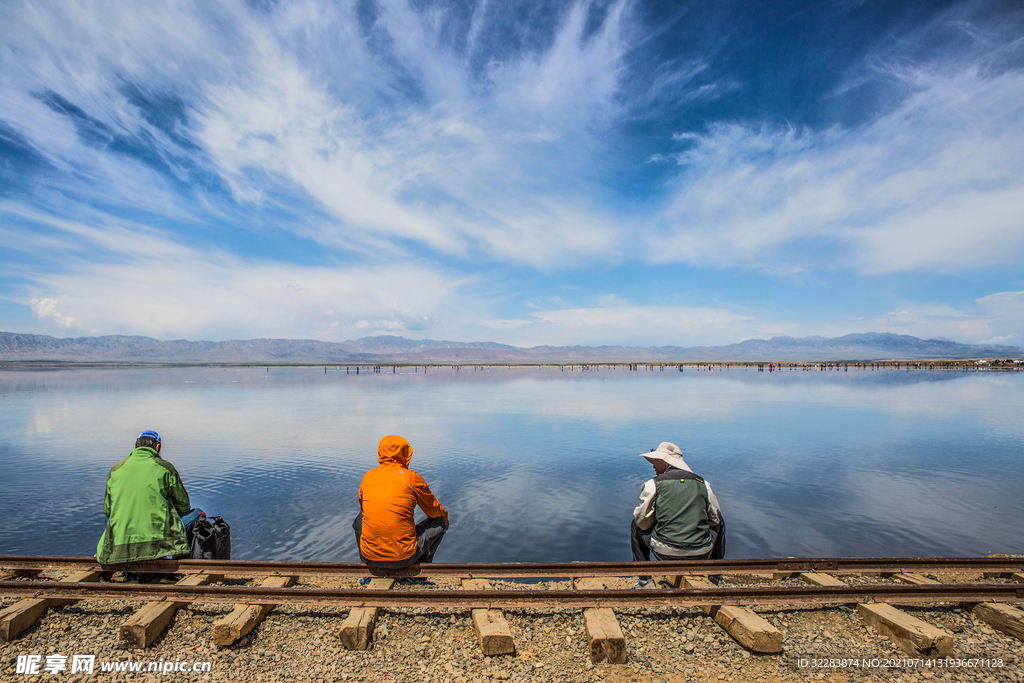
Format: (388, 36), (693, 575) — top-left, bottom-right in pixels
(181, 508), (205, 551)
(631, 519), (726, 579)
(352, 512), (447, 569)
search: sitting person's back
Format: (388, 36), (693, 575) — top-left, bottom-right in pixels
(631, 442), (726, 586)
(96, 430), (193, 564)
(353, 435), (449, 568)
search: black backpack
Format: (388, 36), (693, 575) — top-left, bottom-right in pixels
(190, 515), (232, 560)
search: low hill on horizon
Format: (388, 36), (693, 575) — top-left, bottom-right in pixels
(1, 331), (1021, 363)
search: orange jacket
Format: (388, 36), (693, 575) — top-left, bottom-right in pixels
(358, 436), (448, 562)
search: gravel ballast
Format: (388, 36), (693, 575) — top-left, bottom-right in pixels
(1, 572), (1021, 682)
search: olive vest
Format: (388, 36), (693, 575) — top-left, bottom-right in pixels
(650, 467), (712, 552)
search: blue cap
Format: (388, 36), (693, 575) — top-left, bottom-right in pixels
(138, 430), (161, 444)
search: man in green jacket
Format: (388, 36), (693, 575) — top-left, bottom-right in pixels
(96, 431), (197, 565)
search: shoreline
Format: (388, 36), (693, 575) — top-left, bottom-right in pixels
(1, 359), (1021, 370)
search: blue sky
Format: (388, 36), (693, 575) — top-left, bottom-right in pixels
(1, 0), (1022, 347)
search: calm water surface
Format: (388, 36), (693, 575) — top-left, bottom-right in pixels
(1, 365), (1021, 562)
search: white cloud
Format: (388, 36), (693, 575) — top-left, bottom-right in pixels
(2, 0), (1023, 348)
(833, 302), (1007, 345)
(3, 0), (1021, 278)
(29, 297), (77, 329)
(481, 304), (792, 347)
(654, 69), (1024, 274)
(478, 290), (1024, 348)
(975, 291), (1024, 345)
(0, 0), (632, 268)
(13, 195), (1023, 346)
(32, 258), (466, 341)
(781, 291), (1024, 347)
(10, 206), (475, 341)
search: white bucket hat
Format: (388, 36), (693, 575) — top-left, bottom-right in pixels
(641, 442), (690, 471)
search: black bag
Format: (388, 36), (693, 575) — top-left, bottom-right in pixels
(190, 515), (231, 560)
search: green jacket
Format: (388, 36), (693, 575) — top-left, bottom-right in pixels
(96, 447), (191, 564)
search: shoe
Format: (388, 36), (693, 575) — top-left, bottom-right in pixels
(397, 577), (432, 586)
(133, 573), (180, 584)
(359, 577), (372, 586)
(156, 573), (183, 584)
(631, 578), (654, 589)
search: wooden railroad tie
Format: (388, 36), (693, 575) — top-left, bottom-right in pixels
(895, 570), (1024, 642)
(461, 578), (515, 656)
(676, 576), (783, 654)
(572, 577), (627, 664)
(212, 575), (297, 647)
(894, 573), (939, 586)
(800, 572), (954, 656)
(0, 571), (103, 643)
(981, 563), (1024, 581)
(338, 578), (395, 650)
(118, 573), (224, 649)
(0, 569), (42, 581)
(971, 603), (1024, 642)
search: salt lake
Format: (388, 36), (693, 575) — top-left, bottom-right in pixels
(1, 365), (1021, 562)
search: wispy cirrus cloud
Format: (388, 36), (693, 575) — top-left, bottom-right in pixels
(652, 67), (1024, 274)
(1, 0), (632, 267)
(8, 204), (474, 340)
(1, 0), (1023, 346)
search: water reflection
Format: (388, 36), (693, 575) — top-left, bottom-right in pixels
(0, 366), (1021, 560)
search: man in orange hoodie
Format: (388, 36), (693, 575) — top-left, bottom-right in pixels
(353, 435), (449, 568)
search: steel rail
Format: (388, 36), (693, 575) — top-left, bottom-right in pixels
(0, 580), (1021, 609)
(1, 555), (1022, 578)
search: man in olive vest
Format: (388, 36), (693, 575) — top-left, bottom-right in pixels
(631, 442), (726, 587)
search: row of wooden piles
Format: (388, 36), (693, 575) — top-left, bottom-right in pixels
(2, 570), (1023, 663)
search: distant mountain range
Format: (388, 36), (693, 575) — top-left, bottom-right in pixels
(1, 331), (1021, 363)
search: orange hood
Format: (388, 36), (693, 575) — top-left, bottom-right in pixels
(378, 435), (412, 467)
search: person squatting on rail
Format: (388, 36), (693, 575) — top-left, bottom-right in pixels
(631, 442), (726, 587)
(96, 430), (203, 571)
(353, 435), (449, 568)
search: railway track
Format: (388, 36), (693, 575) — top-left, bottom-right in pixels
(2, 556), (1022, 659)
(1, 578), (1022, 608)
(3, 554), (1023, 578)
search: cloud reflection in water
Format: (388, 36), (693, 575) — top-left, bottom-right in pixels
(0, 366), (1021, 560)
